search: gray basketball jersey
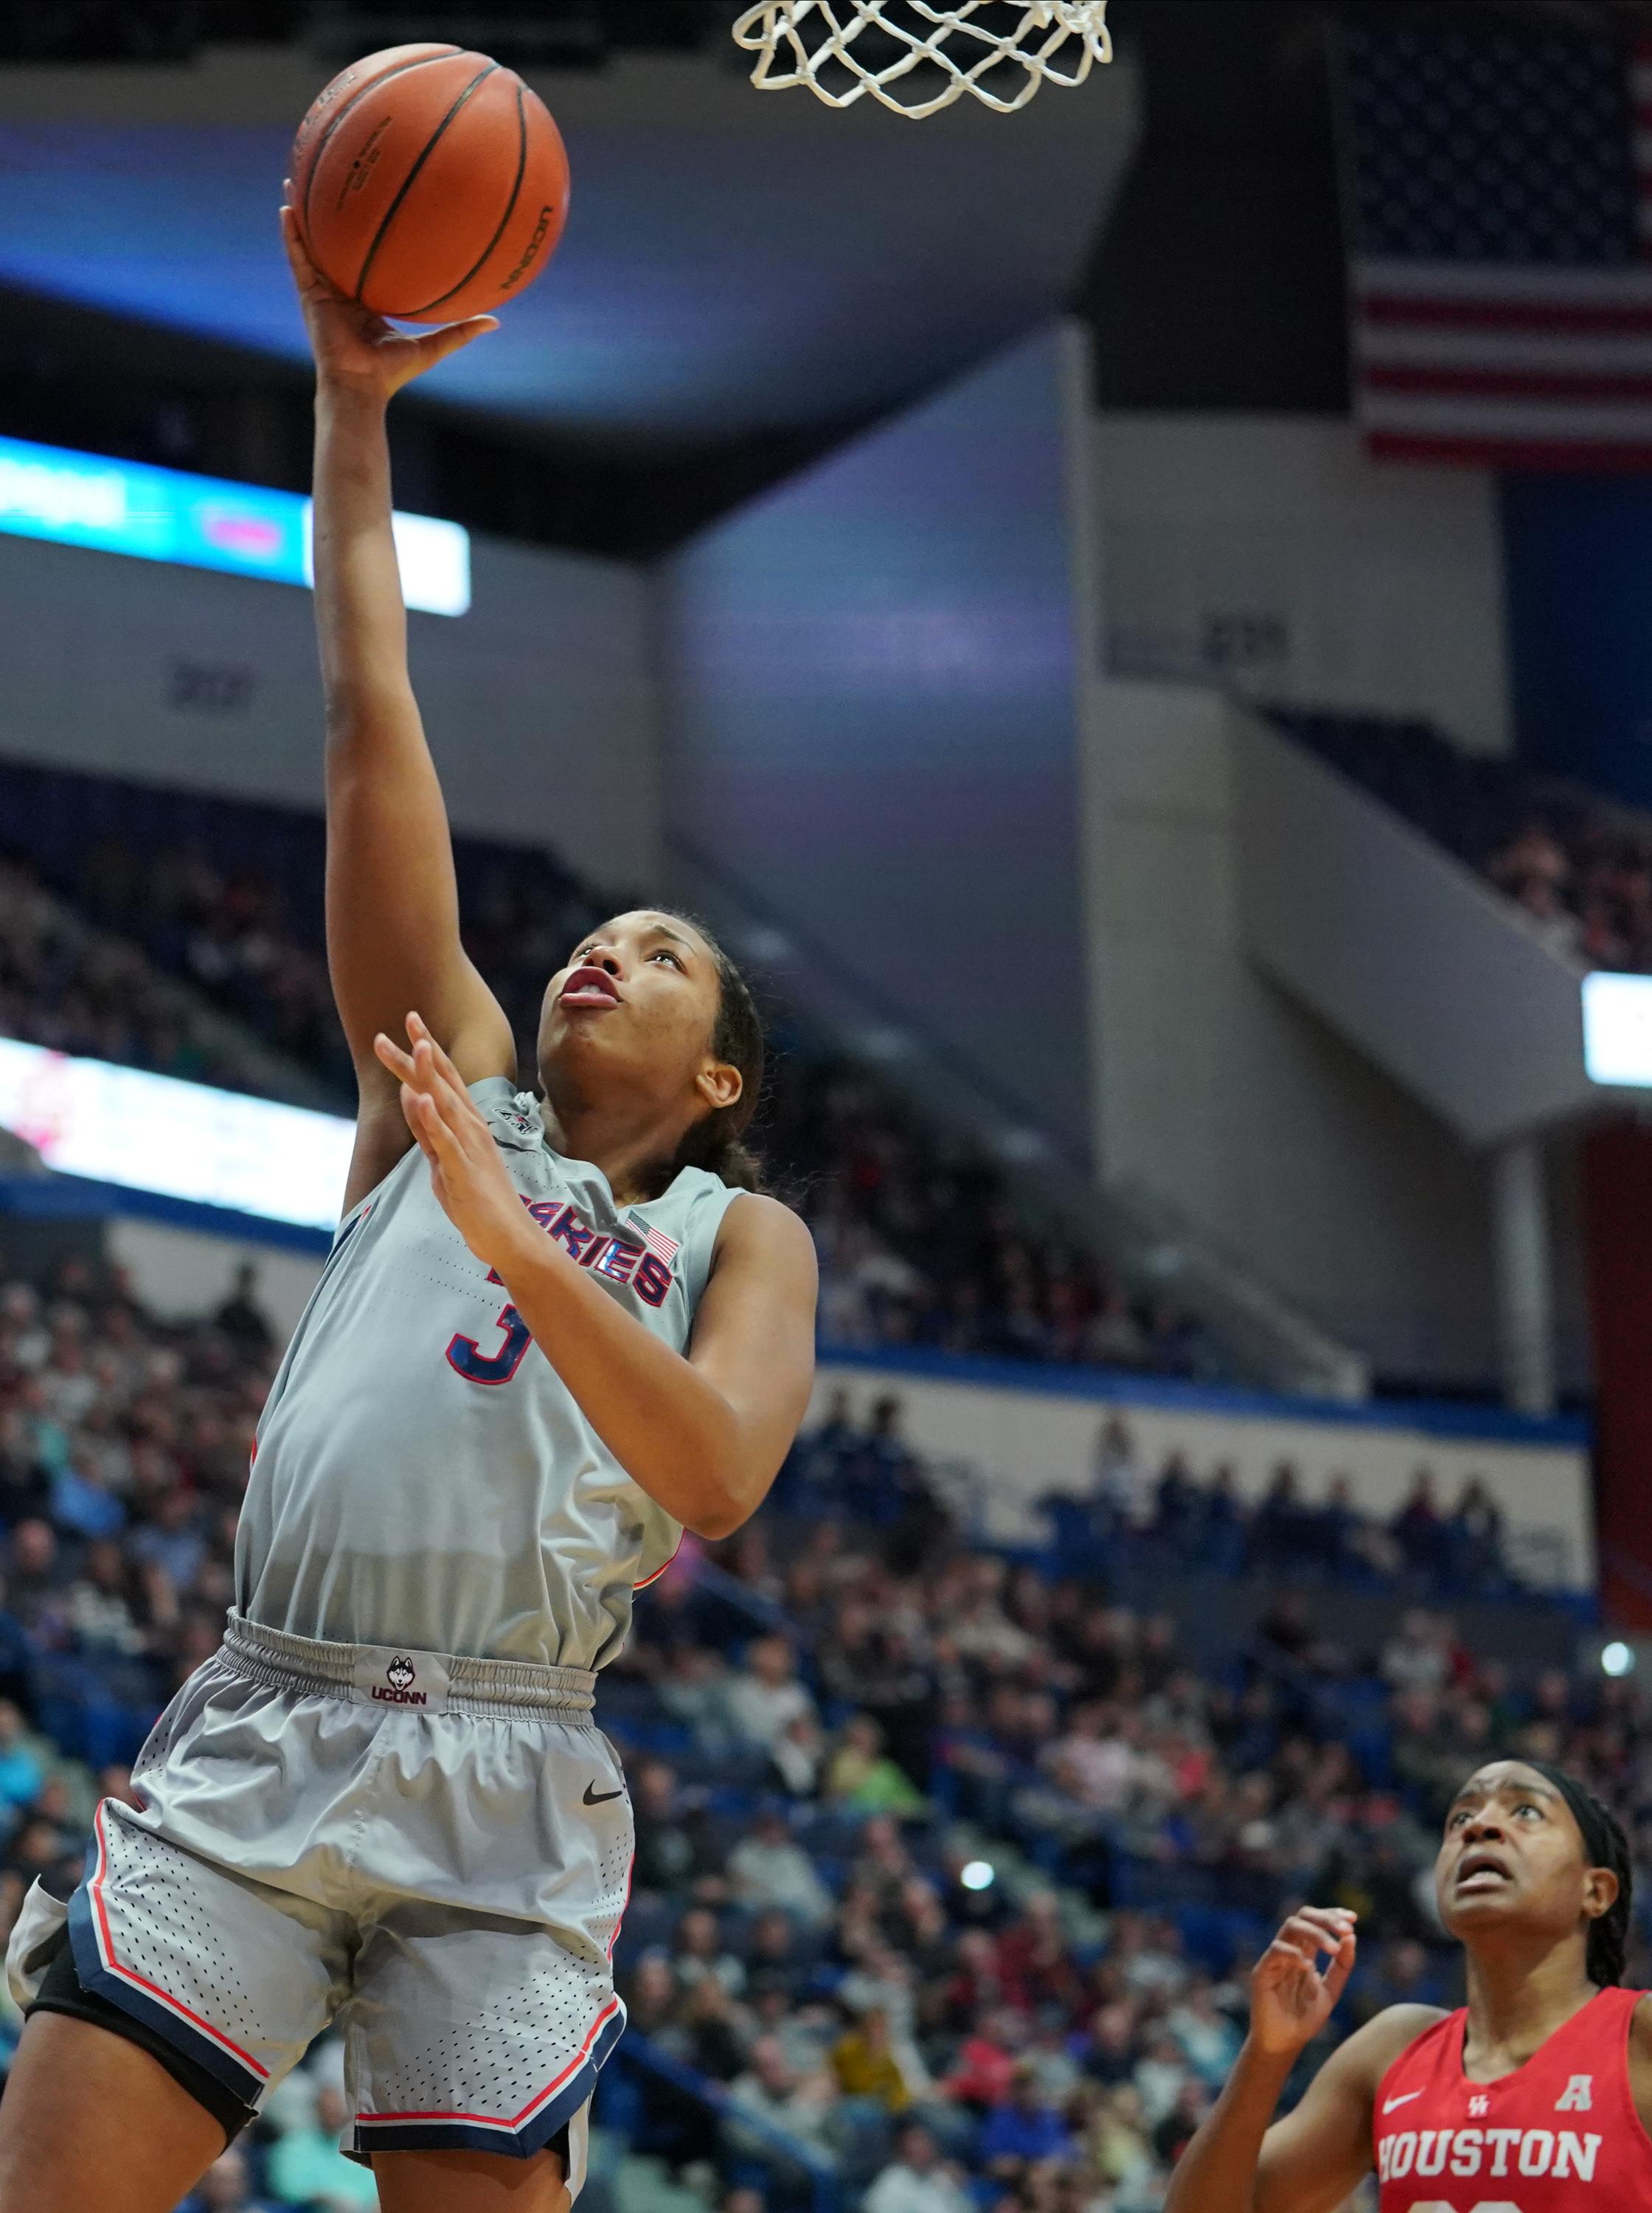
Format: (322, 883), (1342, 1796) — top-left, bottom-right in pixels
(237, 1078), (747, 1670)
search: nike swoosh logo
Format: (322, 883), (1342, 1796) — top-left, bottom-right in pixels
(1383, 2092), (1423, 2113)
(583, 1781), (625, 1806)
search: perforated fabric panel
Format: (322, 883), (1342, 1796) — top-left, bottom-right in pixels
(594, 1816), (634, 1959)
(97, 1812), (339, 2087)
(354, 1922), (619, 2121)
(105, 1821), (268, 2047)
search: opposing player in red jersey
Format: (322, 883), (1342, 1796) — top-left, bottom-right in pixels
(1165, 1757), (1651, 2213)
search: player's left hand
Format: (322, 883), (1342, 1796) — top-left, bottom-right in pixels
(375, 1014), (531, 1271)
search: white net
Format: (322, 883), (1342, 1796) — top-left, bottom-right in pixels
(731, 1), (1112, 120)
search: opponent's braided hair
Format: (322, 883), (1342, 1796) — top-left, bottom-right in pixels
(1527, 1761), (1633, 1987)
(658, 910), (766, 1194)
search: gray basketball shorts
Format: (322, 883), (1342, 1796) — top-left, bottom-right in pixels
(7, 1613), (633, 2173)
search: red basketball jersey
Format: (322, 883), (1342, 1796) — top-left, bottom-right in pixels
(1374, 1987), (1652, 2212)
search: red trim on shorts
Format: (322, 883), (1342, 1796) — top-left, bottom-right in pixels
(357, 1996), (622, 2130)
(634, 1538), (682, 1591)
(87, 1802), (270, 2081)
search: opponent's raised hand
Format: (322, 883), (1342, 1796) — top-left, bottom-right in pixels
(375, 1014), (530, 1271)
(1247, 1908), (1358, 2058)
(281, 201), (496, 401)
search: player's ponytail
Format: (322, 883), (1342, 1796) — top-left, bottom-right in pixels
(1528, 1761), (1634, 1986)
(1586, 1801), (1634, 1988)
(662, 912), (766, 1194)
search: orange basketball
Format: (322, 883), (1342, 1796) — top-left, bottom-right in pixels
(291, 45), (569, 324)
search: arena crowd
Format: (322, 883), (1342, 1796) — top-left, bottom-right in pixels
(1266, 704), (1652, 977)
(0, 762), (1209, 1379)
(0, 1244), (1626, 2213)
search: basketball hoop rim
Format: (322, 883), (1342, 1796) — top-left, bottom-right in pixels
(729, 1), (1114, 120)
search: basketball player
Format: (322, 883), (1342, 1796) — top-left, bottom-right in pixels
(1164, 1757), (1651, 2213)
(0, 210), (817, 2213)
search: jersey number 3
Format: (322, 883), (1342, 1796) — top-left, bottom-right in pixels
(447, 1276), (532, 1388)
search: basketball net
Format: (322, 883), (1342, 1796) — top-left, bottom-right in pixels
(731, 1), (1113, 120)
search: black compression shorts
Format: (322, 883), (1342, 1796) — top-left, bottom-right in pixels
(24, 1926), (254, 2146)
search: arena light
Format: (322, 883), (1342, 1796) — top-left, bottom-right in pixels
(0, 1037), (353, 1233)
(0, 434), (469, 616)
(1582, 972), (1652, 1087)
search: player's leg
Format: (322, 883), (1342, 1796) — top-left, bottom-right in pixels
(373, 2145), (572, 2213)
(0, 2010), (228, 2213)
(0, 1807), (343, 2209)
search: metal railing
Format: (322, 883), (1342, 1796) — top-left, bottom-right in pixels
(613, 2032), (841, 2213)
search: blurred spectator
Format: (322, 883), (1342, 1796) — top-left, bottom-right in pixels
(1392, 1472), (1446, 1580)
(865, 2124), (975, 2213)
(978, 2063), (1072, 2181)
(0, 1702), (46, 1812)
(214, 1264), (274, 1358)
(832, 2005), (915, 2113)
(631, 1759), (720, 1903)
(729, 2032), (837, 2150)
(1268, 715), (1652, 977)
(825, 1715), (927, 1818)
(728, 1639), (817, 1764)
(0, 760), (1216, 1383)
(265, 2082), (378, 2210)
(0, 1263), (1603, 2213)
(727, 1803), (836, 1929)
(674, 1907), (747, 2001)
(176, 2147), (282, 2213)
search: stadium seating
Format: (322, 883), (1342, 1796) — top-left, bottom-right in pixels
(1271, 706), (1652, 974)
(0, 1247), (1628, 2213)
(0, 757), (1211, 1380)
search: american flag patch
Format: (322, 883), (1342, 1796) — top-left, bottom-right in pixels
(628, 1216), (679, 1267)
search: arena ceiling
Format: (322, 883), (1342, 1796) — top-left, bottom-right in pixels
(0, 44), (1138, 451)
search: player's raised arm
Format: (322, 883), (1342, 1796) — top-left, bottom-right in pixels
(1165, 1910), (1439, 2213)
(282, 204), (516, 1211)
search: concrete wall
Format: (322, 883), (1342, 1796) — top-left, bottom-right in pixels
(1234, 716), (1593, 1149)
(0, 525), (661, 890)
(92, 1208), (1598, 1593)
(1077, 676), (1509, 1386)
(1093, 415), (1510, 753)
(106, 1217), (322, 1346)
(663, 325), (1093, 1163)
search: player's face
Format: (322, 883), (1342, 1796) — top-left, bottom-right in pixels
(1435, 1761), (1615, 1954)
(537, 910), (738, 1118)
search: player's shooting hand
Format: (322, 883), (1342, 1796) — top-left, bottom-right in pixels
(281, 201), (496, 401)
(375, 1014), (532, 1272)
(1247, 1908), (1358, 2059)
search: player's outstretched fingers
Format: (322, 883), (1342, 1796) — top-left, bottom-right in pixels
(1321, 1927), (1358, 2010)
(406, 316), (499, 373)
(406, 1053), (467, 1155)
(280, 204), (336, 299)
(403, 1016), (491, 1129)
(399, 1084), (443, 1166)
(374, 1030), (418, 1086)
(404, 1012), (481, 1096)
(1275, 1908), (1356, 1958)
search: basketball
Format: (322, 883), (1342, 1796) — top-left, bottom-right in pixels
(290, 45), (569, 324)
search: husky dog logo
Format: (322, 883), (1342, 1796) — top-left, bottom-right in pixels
(372, 1655), (426, 1706)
